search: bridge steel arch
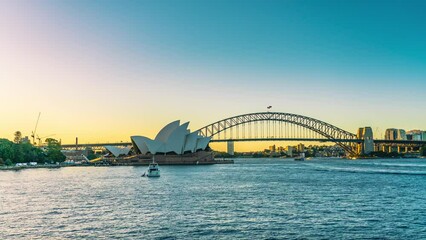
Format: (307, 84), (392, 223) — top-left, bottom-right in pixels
(198, 112), (358, 156)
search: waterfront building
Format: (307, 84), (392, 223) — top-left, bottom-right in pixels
(397, 129), (407, 140)
(61, 149), (89, 163)
(384, 128), (407, 140)
(297, 143), (305, 153)
(21, 136), (30, 144)
(385, 128), (398, 140)
(407, 130), (426, 141)
(286, 146), (293, 157)
(131, 120), (211, 155)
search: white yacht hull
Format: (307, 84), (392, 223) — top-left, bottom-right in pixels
(147, 171), (160, 177)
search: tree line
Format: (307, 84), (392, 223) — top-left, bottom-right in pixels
(0, 131), (66, 166)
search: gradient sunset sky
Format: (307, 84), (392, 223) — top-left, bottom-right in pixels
(1, 0), (425, 151)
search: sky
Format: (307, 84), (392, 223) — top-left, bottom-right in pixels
(1, 0), (425, 151)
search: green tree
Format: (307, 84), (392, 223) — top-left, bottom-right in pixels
(45, 138), (66, 163)
(13, 131), (22, 144)
(12, 143), (24, 163)
(421, 146), (426, 157)
(0, 139), (15, 163)
(5, 159), (13, 166)
(0, 138), (48, 164)
(21, 141), (46, 163)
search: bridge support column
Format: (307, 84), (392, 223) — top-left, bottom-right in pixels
(227, 141), (235, 156)
(374, 144), (380, 152)
(382, 145), (390, 153)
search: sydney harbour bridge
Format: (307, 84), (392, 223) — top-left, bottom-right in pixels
(61, 112), (426, 157)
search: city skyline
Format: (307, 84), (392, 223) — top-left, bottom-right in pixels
(1, 0), (425, 151)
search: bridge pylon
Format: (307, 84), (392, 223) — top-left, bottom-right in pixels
(227, 141), (235, 156)
(356, 127), (374, 155)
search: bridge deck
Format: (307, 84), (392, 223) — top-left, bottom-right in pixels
(60, 139), (426, 149)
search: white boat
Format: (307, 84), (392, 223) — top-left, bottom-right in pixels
(146, 162), (160, 177)
(294, 152), (305, 161)
(142, 156), (160, 177)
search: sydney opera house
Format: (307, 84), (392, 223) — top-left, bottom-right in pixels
(111, 120), (222, 165)
(131, 120), (211, 156)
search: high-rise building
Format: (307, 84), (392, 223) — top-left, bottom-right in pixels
(286, 146), (294, 157)
(385, 128), (398, 140)
(397, 129), (407, 140)
(385, 128), (408, 141)
(297, 143), (305, 153)
(407, 130), (425, 141)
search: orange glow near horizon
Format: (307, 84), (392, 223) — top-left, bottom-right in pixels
(1, 1), (425, 151)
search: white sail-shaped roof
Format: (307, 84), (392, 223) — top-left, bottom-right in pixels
(195, 136), (211, 151)
(165, 122), (189, 154)
(131, 136), (164, 155)
(131, 136), (150, 154)
(155, 120), (180, 143)
(143, 138), (164, 154)
(105, 146), (131, 157)
(183, 131), (199, 153)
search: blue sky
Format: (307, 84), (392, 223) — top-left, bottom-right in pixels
(51, 0), (426, 94)
(1, 0), (425, 147)
(60, 0), (426, 72)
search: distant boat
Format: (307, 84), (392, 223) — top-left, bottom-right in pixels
(146, 162), (160, 177)
(142, 156), (160, 177)
(294, 153), (305, 161)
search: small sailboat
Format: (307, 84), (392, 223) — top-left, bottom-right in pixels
(142, 156), (160, 177)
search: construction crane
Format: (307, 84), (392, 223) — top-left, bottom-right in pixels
(37, 134), (56, 146)
(31, 112), (41, 145)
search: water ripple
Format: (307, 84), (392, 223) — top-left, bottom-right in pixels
(1, 159), (426, 239)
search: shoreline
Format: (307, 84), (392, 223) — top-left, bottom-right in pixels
(0, 159), (234, 171)
(1, 157), (425, 171)
(0, 164), (61, 171)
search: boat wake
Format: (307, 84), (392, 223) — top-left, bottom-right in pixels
(357, 162), (426, 168)
(310, 165), (426, 176)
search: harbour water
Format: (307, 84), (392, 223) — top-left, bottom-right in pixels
(1, 158), (426, 239)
